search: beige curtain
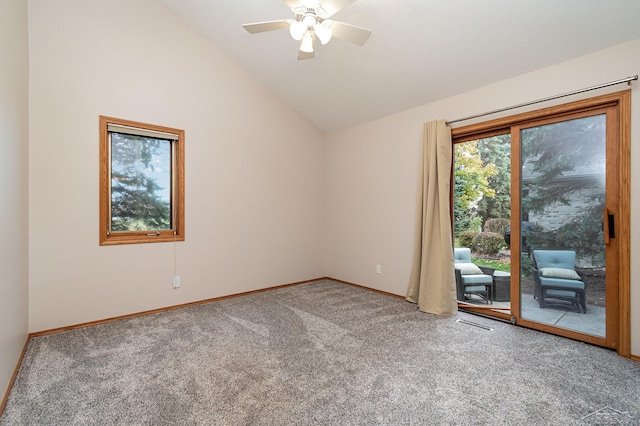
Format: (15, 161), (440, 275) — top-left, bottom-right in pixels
(406, 120), (458, 315)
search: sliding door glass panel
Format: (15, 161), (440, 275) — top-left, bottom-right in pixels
(519, 114), (606, 337)
(453, 134), (511, 310)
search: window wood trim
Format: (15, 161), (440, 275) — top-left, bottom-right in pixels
(99, 116), (185, 246)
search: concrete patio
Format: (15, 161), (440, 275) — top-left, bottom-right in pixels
(464, 293), (606, 338)
(520, 293), (606, 337)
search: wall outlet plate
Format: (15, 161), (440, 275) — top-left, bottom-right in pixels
(172, 276), (181, 289)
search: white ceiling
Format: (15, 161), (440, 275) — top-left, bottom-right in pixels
(160, 0), (640, 133)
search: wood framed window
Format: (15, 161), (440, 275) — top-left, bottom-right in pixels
(99, 116), (185, 245)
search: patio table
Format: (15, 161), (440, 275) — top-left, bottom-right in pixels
(493, 271), (511, 302)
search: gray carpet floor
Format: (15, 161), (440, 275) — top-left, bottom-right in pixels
(2, 279), (640, 425)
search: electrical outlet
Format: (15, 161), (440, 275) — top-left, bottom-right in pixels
(172, 276), (181, 289)
(376, 265), (382, 274)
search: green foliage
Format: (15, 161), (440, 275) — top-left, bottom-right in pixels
(484, 218), (509, 235)
(454, 116), (606, 270)
(458, 230), (478, 249)
(520, 255), (534, 278)
(476, 135), (512, 226)
(455, 217), (482, 237)
(454, 141), (497, 235)
(519, 115), (606, 266)
(521, 115), (605, 215)
(110, 133), (171, 232)
(526, 195), (605, 267)
(472, 258), (511, 273)
(472, 231), (505, 256)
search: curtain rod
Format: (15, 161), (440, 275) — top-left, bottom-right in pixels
(446, 75), (638, 127)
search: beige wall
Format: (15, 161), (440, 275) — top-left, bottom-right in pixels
(0, 0), (29, 401)
(325, 38), (640, 356)
(27, 0), (325, 332)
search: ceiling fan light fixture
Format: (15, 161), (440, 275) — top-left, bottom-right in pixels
(300, 33), (314, 53)
(302, 13), (317, 27)
(289, 21), (307, 40)
(314, 21), (332, 45)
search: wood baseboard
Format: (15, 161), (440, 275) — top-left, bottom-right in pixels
(630, 354), (640, 363)
(0, 336), (30, 417)
(30, 277), (327, 338)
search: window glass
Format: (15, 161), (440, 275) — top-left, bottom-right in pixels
(110, 133), (172, 232)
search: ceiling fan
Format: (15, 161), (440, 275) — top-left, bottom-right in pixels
(242, 0), (372, 60)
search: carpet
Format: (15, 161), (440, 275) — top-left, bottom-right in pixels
(2, 279), (639, 425)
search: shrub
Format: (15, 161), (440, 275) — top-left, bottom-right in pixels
(525, 209), (605, 268)
(472, 231), (505, 256)
(458, 230), (478, 249)
(520, 254), (534, 278)
(484, 218), (510, 235)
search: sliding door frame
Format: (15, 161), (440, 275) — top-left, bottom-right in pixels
(451, 90), (631, 357)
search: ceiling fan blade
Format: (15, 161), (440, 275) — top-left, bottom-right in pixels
(297, 49), (315, 60)
(327, 20), (371, 46)
(317, 0), (356, 19)
(243, 20), (291, 34)
(283, 0), (303, 9)
(283, 0), (312, 15)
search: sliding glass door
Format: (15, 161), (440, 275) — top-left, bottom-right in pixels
(514, 112), (614, 342)
(452, 91), (629, 352)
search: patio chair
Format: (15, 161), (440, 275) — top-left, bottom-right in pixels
(454, 247), (494, 304)
(532, 250), (586, 313)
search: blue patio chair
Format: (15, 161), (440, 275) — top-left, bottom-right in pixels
(532, 250), (586, 313)
(454, 247), (494, 304)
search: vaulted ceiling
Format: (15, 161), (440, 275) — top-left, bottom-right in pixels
(161, 0), (640, 133)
